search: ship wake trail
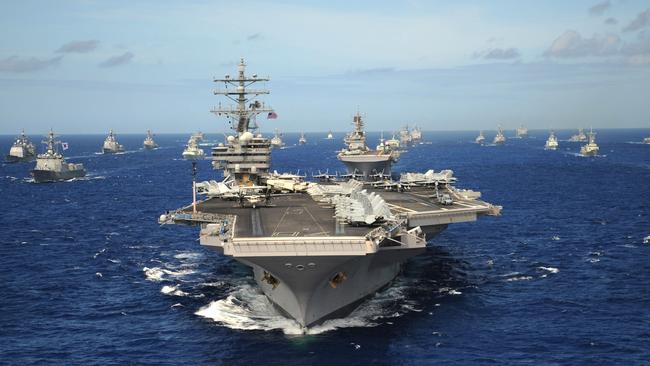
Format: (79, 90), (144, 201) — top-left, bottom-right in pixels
(195, 279), (421, 335)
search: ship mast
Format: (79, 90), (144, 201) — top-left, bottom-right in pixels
(211, 58), (274, 133)
(42, 130), (59, 156)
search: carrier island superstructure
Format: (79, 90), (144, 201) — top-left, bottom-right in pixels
(159, 59), (501, 328)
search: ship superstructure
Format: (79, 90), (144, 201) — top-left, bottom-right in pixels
(337, 112), (397, 178)
(516, 124), (529, 138)
(493, 125), (506, 145)
(159, 59), (501, 329)
(182, 136), (205, 160)
(545, 130), (559, 150)
(143, 130), (158, 150)
(102, 129), (124, 154)
(31, 130), (85, 183)
(580, 128), (599, 156)
(299, 132), (307, 145)
(6, 130), (36, 163)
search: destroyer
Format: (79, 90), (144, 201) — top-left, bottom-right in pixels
(410, 125), (422, 143)
(182, 136), (205, 160)
(326, 131), (334, 140)
(337, 112), (398, 178)
(159, 59), (501, 328)
(299, 132), (307, 145)
(31, 130), (86, 183)
(580, 128), (599, 156)
(271, 129), (284, 147)
(515, 124), (529, 138)
(5, 130), (36, 163)
(102, 129), (124, 154)
(475, 131), (485, 145)
(143, 130), (158, 149)
(545, 130), (559, 150)
(569, 128), (587, 142)
(493, 125), (506, 145)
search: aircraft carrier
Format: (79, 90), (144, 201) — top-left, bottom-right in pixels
(159, 59), (501, 329)
(337, 112), (397, 178)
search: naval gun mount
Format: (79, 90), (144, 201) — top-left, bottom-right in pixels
(159, 169), (501, 328)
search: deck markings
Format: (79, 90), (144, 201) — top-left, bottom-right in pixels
(251, 209), (263, 236)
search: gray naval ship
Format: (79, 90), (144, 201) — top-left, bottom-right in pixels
(159, 59), (501, 328)
(6, 130), (36, 163)
(102, 129), (124, 154)
(143, 130), (158, 149)
(337, 112), (398, 179)
(31, 130), (86, 183)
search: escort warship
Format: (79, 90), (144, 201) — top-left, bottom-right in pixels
(645, 137), (650, 144)
(337, 113), (398, 178)
(399, 125), (412, 146)
(31, 130), (86, 183)
(326, 131), (334, 140)
(159, 59), (501, 328)
(299, 132), (307, 145)
(5, 130), (36, 163)
(580, 128), (599, 156)
(102, 129), (124, 154)
(410, 125), (422, 143)
(270, 129), (284, 147)
(545, 130), (559, 150)
(493, 125), (506, 145)
(182, 136), (205, 160)
(143, 130), (158, 150)
(569, 128), (587, 142)
(515, 124), (529, 138)
(475, 131), (485, 145)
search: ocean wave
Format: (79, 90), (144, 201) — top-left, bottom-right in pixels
(538, 266), (559, 274)
(505, 276), (533, 282)
(143, 266), (196, 282)
(643, 236), (650, 245)
(161, 285), (189, 297)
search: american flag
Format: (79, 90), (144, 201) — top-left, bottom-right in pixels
(267, 111), (278, 119)
(61, 142), (69, 150)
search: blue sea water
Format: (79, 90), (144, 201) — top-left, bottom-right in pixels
(1, 129), (649, 365)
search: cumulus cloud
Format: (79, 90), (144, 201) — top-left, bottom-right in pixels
(99, 52), (134, 68)
(623, 9), (650, 32)
(0, 55), (62, 73)
(544, 30), (620, 58)
(604, 17), (618, 25)
(56, 40), (99, 53)
(589, 1), (610, 16)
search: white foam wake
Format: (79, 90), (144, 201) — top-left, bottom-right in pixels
(195, 281), (420, 335)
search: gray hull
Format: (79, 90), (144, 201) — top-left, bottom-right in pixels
(103, 148), (123, 154)
(31, 169), (86, 183)
(238, 245), (426, 327)
(339, 157), (393, 177)
(5, 154), (35, 163)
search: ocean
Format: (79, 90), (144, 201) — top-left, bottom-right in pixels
(1, 129), (649, 365)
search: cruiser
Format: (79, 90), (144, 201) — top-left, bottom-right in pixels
(515, 124), (529, 138)
(326, 131), (334, 140)
(475, 131), (485, 145)
(31, 130), (86, 183)
(5, 130), (36, 163)
(545, 130), (559, 150)
(569, 128), (587, 142)
(182, 136), (205, 160)
(143, 130), (158, 149)
(337, 112), (398, 178)
(580, 128), (599, 156)
(159, 59), (501, 328)
(299, 132), (307, 145)
(102, 129), (124, 154)
(493, 125), (506, 145)
(270, 129), (284, 147)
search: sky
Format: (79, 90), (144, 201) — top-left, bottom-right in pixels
(1, 0), (649, 134)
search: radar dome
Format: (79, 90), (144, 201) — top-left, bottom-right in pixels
(240, 131), (254, 141)
(227, 135), (235, 143)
